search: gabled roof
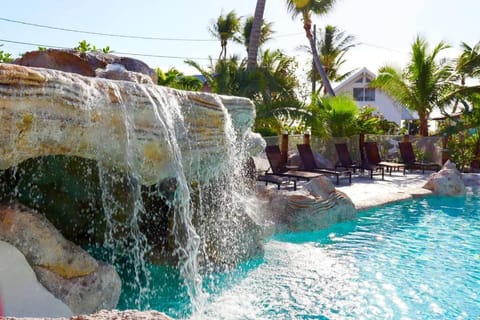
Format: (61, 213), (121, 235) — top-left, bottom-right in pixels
(334, 67), (376, 93)
(334, 67), (418, 121)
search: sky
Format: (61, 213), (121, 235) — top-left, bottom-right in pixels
(1, 0), (479, 85)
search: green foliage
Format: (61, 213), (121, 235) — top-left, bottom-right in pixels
(210, 10), (241, 60)
(447, 130), (480, 172)
(74, 40), (113, 53)
(304, 96), (398, 139)
(156, 67), (203, 91)
(186, 49), (304, 136)
(371, 36), (453, 136)
(0, 50), (13, 63)
(235, 15), (274, 52)
(37, 46), (47, 51)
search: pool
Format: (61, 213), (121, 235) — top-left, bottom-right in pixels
(118, 194), (480, 319)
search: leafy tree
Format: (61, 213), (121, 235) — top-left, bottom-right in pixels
(285, 0), (337, 96)
(209, 11), (241, 60)
(371, 36), (453, 136)
(300, 25), (357, 94)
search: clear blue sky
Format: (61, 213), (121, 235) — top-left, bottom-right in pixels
(1, 0), (479, 79)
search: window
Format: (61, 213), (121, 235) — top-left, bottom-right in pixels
(353, 88), (364, 101)
(354, 76), (363, 83)
(353, 88), (376, 101)
(364, 88), (375, 101)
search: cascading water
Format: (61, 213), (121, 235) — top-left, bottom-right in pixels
(0, 62), (265, 317)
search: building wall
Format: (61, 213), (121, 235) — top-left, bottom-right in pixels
(336, 79), (403, 125)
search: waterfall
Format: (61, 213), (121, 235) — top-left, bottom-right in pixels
(0, 63), (265, 315)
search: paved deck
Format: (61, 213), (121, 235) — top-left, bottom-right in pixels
(336, 172), (433, 211)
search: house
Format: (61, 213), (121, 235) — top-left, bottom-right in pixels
(334, 67), (417, 126)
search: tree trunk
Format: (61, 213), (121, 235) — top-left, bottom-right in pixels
(247, 0), (266, 71)
(419, 112), (429, 136)
(303, 17), (335, 96)
(359, 133), (366, 164)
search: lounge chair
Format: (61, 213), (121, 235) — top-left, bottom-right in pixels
(264, 145), (323, 190)
(364, 141), (406, 175)
(296, 144), (352, 185)
(334, 143), (384, 180)
(398, 142), (440, 173)
(245, 156), (296, 190)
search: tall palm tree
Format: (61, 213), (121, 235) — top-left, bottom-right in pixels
(285, 0), (337, 96)
(300, 25), (357, 94)
(237, 16), (274, 55)
(209, 10), (241, 60)
(371, 36), (452, 136)
(247, 0), (267, 71)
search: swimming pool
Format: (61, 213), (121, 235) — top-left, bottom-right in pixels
(188, 194), (480, 319)
(117, 194), (480, 319)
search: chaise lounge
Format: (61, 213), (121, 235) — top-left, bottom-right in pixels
(264, 145), (323, 190)
(334, 143), (384, 180)
(364, 141), (406, 176)
(297, 144), (352, 185)
(398, 141), (441, 173)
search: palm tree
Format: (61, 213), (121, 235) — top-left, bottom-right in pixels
(285, 0), (337, 96)
(186, 50), (305, 135)
(371, 36), (452, 136)
(300, 25), (357, 94)
(247, 0), (267, 71)
(237, 16), (274, 55)
(456, 42), (480, 85)
(209, 10), (241, 60)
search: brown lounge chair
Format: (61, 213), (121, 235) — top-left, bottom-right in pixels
(334, 143), (384, 180)
(297, 144), (352, 185)
(364, 141), (406, 175)
(398, 141), (441, 173)
(245, 156), (296, 190)
(264, 145), (323, 190)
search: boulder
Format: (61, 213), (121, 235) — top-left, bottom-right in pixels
(0, 240), (73, 318)
(260, 176), (357, 232)
(14, 49), (157, 83)
(423, 160), (466, 196)
(0, 203), (121, 314)
(34, 263), (121, 315)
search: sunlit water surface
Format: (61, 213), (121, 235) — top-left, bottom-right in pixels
(123, 195), (480, 319)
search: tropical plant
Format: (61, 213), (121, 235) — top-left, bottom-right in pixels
(285, 0), (337, 96)
(186, 49), (305, 135)
(0, 50), (12, 63)
(156, 67), (203, 91)
(74, 40), (113, 53)
(370, 36), (453, 136)
(247, 0), (267, 71)
(209, 10), (241, 60)
(300, 25), (357, 94)
(456, 42), (480, 84)
(236, 16), (274, 55)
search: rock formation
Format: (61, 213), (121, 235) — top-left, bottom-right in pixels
(423, 160), (466, 196)
(14, 49), (157, 83)
(0, 56), (265, 316)
(0, 203), (121, 315)
(258, 176), (357, 232)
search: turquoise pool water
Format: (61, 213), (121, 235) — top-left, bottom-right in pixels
(119, 195), (480, 319)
